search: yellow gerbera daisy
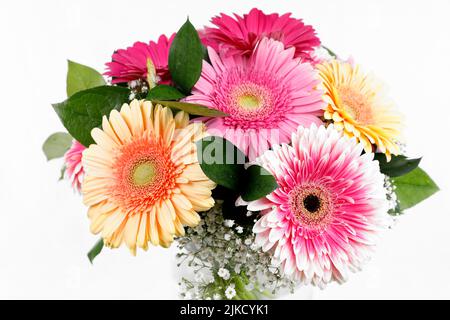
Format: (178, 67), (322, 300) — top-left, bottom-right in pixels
(82, 100), (215, 253)
(317, 60), (402, 160)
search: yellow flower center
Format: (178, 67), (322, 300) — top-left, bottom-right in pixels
(238, 94), (261, 110)
(132, 162), (156, 186)
(338, 85), (374, 125)
(112, 135), (179, 213)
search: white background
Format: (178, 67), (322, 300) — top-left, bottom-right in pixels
(0, 0), (449, 299)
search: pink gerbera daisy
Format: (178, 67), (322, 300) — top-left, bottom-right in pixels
(202, 8), (320, 60)
(64, 140), (86, 192)
(105, 34), (175, 84)
(248, 124), (388, 287)
(185, 38), (324, 160)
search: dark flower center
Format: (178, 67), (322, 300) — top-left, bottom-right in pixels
(288, 184), (335, 231)
(303, 194), (321, 213)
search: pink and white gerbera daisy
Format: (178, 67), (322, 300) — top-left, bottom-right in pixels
(201, 8), (320, 60)
(105, 34), (175, 84)
(248, 124), (388, 287)
(64, 140), (85, 192)
(185, 38), (324, 160)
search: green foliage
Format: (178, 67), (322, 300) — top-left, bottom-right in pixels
(391, 167), (439, 211)
(42, 132), (72, 160)
(322, 46), (337, 58)
(375, 153), (421, 177)
(147, 85), (185, 101)
(52, 86), (130, 147)
(168, 18), (204, 94)
(197, 137), (278, 202)
(197, 136), (246, 191)
(66, 60), (106, 97)
(153, 100), (227, 117)
(241, 165), (278, 201)
(87, 239), (104, 264)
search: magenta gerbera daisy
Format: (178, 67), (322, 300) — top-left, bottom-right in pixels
(64, 140), (85, 192)
(248, 124), (388, 287)
(105, 34), (175, 84)
(185, 38), (324, 160)
(202, 8), (320, 60)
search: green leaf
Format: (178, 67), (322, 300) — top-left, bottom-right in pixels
(153, 100), (227, 117)
(391, 167), (439, 211)
(322, 46), (337, 58)
(201, 44), (210, 62)
(374, 153), (421, 177)
(241, 165), (278, 201)
(53, 86), (130, 147)
(168, 18), (203, 93)
(42, 132), (73, 161)
(66, 60), (106, 97)
(147, 85), (185, 101)
(196, 136), (246, 191)
(59, 165), (66, 181)
(87, 239), (104, 264)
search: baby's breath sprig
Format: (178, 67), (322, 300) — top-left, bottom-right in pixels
(177, 201), (296, 300)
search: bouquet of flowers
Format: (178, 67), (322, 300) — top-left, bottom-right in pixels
(43, 8), (439, 299)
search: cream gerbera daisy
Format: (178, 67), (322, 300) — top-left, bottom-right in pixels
(317, 60), (402, 160)
(82, 100), (215, 253)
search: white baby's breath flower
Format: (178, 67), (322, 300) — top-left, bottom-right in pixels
(204, 273), (215, 284)
(129, 80), (139, 89)
(218, 268), (230, 280)
(207, 210), (216, 220)
(225, 286), (236, 300)
(224, 219), (235, 228)
(269, 267), (278, 274)
(177, 202), (297, 300)
(194, 272), (204, 282)
(193, 224), (204, 234)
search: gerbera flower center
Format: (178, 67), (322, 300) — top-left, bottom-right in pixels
(231, 82), (267, 113)
(337, 85), (374, 125)
(238, 94), (261, 110)
(111, 133), (179, 213)
(215, 72), (289, 129)
(289, 185), (334, 229)
(131, 161), (156, 186)
(303, 194), (321, 213)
